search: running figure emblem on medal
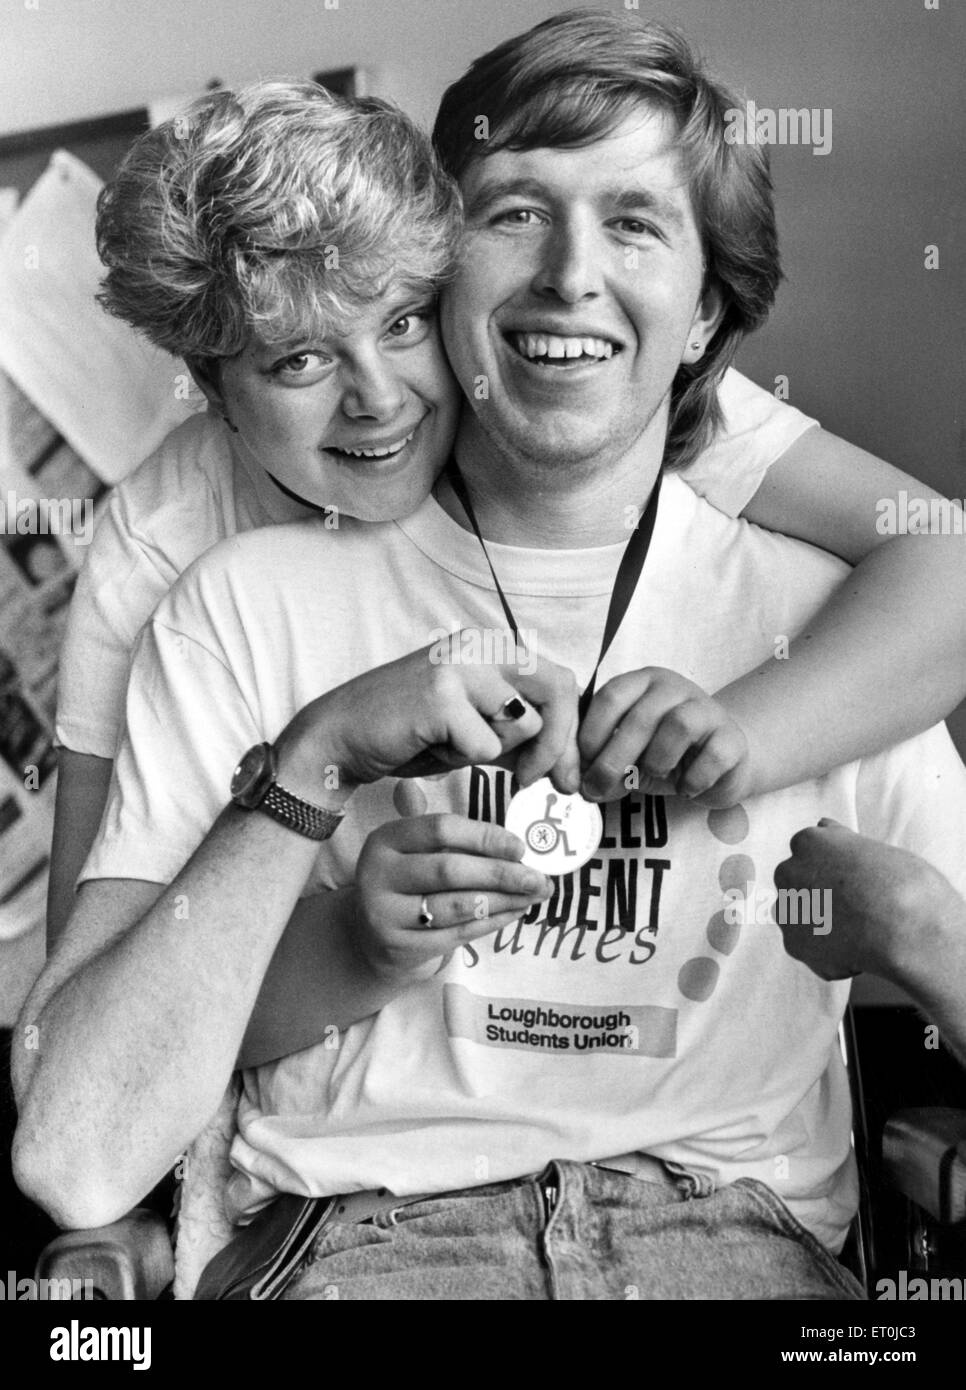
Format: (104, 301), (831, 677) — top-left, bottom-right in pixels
(505, 778), (603, 876)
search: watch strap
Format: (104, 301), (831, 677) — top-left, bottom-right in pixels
(259, 779), (344, 842)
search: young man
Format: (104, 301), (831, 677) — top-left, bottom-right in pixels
(14, 14), (966, 1299)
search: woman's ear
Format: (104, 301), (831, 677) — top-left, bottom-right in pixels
(186, 357), (225, 413)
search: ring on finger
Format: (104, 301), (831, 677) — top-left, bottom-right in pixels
(488, 695), (528, 724)
(417, 895), (435, 928)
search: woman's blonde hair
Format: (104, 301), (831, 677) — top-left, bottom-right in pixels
(96, 80), (463, 362)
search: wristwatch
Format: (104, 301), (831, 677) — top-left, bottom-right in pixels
(230, 742), (344, 842)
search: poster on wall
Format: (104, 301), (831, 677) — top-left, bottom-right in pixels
(0, 371), (99, 938)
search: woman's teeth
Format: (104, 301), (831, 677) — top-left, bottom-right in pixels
(338, 431), (415, 459)
(511, 333), (616, 363)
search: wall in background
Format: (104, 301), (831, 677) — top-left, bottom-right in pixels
(0, 0), (567, 135)
(3, 0), (964, 743)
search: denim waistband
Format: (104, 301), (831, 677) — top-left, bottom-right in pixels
(197, 1154), (714, 1298)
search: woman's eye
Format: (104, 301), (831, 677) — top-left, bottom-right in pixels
(273, 351), (329, 379)
(386, 310), (433, 341)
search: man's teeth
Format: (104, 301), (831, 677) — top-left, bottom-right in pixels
(511, 333), (616, 362)
(339, 431), (414, 459)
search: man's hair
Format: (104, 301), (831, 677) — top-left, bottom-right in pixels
(433, 10), (781, 469)
(96, 80), (462, 363)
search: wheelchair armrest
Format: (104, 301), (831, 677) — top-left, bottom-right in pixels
(883, 1107), (966, 1226)
(35, 1207), (174, 1300)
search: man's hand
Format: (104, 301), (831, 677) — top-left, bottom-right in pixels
(578, 667), (750, 807)
(353, 813), (553, 985)
(774, 819), (964, 983)
(275, 635), (580, 801)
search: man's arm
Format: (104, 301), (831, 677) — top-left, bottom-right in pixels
(774, 822), (966, 1068)
(14, 637), (578, 1228)
(14, 801), (338, 1229)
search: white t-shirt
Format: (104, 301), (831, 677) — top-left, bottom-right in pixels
(83, 476), (966, 1253)
(55, 370), (817, 758)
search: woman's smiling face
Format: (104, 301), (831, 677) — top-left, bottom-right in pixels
(206, 282), (461, 523)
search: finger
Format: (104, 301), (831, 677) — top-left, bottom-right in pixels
(415, 690), (545, 773)
(487, 694), (543, 749)
(393, 779), (429, 818)
(581, 690), (696, 801)
(674, 727), (745, 799)
(787, 825), (825, 860)
(681, 763), (745, 809)
(415, 886), (551, 930)
(429, 701), (505, 770)
(409, 666), (527, 773)
(639, 701), (714, 780)
(576, 671), (653, 764)
(418, 907), (538, 951)
(512, 664), (581, 790)
(387, 812), (529, 862)
(580, 701), (684, 802)
(773, 852), (818, 894)
(436, 668), (551, 773)
(542, 702), (582, 794)
(394, 851), (552, 898)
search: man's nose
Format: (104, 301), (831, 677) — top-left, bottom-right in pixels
(341, 354), (406, 421)
(531, 219), (604, 303)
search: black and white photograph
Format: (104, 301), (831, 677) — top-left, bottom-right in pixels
(0, 0), (964, 1358)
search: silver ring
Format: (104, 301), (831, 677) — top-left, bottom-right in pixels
(417, 895), (435, 927)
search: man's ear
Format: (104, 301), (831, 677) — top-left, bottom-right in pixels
(684, 279), (726, 363)
(186, 357), (225, 413)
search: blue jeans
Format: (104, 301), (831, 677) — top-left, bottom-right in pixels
(282, 1159), (865, 1301)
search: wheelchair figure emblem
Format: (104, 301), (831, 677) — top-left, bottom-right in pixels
(525, 793), (576, 858)
(505, 779), (604, 876)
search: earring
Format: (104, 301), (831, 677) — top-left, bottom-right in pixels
(222, 414), (239, 434)
(690, 341), (702, 353)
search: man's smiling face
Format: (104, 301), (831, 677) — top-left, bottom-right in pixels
(441, 104), (723, 477)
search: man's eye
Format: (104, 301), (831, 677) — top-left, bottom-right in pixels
(614, 218), (661, 239)
(491, 207), (544, 228)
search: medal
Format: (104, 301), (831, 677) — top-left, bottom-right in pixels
(445, 457), (663, 873)
(505, 777), (603, 874)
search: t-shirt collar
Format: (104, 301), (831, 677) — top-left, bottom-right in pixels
(395, 477), (688, 599)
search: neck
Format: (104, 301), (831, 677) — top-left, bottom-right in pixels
(439, 412), (666, 549)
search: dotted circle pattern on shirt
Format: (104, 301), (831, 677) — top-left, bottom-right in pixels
(678, 804), (753, 1004)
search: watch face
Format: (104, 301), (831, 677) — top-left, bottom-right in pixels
(231, 744), (272, 807)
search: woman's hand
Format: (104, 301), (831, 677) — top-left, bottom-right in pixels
(275, 634), (580, 801)
(353, 813), (553, 985)
(578, 667), (751, 807)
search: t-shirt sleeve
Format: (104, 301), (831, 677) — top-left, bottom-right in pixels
(678, 368), (819, 519)
(855, 723), (966, 901)
(79, 612), (262, 886)
(55, 490), (180, 759)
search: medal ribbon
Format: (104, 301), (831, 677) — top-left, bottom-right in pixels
(445, 457), (663, 721)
